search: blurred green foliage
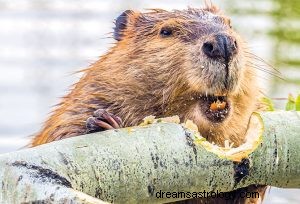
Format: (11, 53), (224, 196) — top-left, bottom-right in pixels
(232, 0), (300, 80)
(285, 94), (300, 111)
(260, 97), (275, 111)
(226, 0), (300, 109)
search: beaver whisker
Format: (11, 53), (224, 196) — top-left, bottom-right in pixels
(245, 62), (285, 80)
(245, 61), (281, 76)
(244, 54), (281, 75)
(244, 54), (279, 72)
(244, 50), (281, 73)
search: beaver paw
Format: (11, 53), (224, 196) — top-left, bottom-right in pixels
(86, 109), (122, 133)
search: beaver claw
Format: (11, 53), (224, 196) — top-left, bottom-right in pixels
(86, 109), (122, 133)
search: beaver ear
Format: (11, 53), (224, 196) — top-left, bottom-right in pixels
(114, 10), (135, 41)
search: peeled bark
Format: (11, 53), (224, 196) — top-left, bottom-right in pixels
(0, 111), (299, 204)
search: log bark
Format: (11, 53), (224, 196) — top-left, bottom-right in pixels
(0, 111), (299, 204)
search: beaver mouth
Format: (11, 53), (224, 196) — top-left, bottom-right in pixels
(198, 95), (230, 123)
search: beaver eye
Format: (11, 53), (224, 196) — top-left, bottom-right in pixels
(160, 28), (173, 37)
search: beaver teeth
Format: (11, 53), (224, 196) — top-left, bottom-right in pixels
(198, 94), (230, 123)
(210, 99), (227, 111)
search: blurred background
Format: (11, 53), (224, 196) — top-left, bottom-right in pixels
(0, 0), (299, 203)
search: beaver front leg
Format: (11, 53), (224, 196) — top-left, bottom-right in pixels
(86, 109), (122, 133)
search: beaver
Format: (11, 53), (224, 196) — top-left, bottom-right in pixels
(30, 4), (267, 204)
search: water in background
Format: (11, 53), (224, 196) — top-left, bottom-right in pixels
(0, 0), (299, 203)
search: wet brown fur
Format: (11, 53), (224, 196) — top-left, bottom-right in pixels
(30, 4), (265, 204)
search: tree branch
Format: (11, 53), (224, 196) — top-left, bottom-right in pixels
(0, 112), (299, 203)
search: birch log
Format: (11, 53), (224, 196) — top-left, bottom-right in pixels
(0, 111), (299, 204)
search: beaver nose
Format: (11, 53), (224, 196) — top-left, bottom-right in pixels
(202, 34), (237, 62)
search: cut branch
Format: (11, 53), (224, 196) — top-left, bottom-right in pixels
(0, 112), (299, 203)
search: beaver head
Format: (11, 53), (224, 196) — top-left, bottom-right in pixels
(30, 5), (261, 147)
(76, 6), (259, 146)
